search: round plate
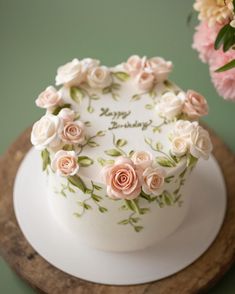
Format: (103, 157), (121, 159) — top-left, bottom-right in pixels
(13, 147), (226, 285)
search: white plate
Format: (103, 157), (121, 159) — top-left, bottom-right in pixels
(13, 148), (226, 285)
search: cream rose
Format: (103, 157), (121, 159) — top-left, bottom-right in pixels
(60, 120), (85, 145)
(189, 126), (213, 160)
(136, 70), (155, 91)
(35, 86), (62, 110)
(55, 58), (85, 87)
(146, 57), (173, 83)
(173, 120), (198, 139)
(31, 114), (63, 150)
(81, 58), (100, 71)
(124, 55), (146, 76)
(171, 137), (188, 157)
(101, 157), (142, 200)
(182, 90), (208, 119)
(156, 91), (185, 120)
(51, 150), (79, 177)
(87, 66), (112, 89)
(131, 151), (153, 169)
(142, 167), (166, 196)
(58, 108), (76, 122)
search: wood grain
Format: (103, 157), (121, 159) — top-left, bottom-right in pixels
(0, 126), (235, 294)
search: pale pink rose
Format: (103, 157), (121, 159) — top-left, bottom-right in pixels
(60, 121), (85, 144)
(142, 167), (166, 196)
(192, 22), (221, 63)
(146, 57), (173, 82)
(124, 55), (146, 77)
(189, 126), (213, 160)
(31, 114), (63, 150)
(182, 90), (208, 119)
(87, 66), (112, 89)
(55, 58), (86, 87)
(51, 150), (79, 177)
(35, 86), (62, 110)
(136, 70), (155, 91)
(209, 50), (235, 101)
(101, 157), (142, 200)
(131, 151), (153, 169)
(58, 108), (76, 122)
(171, 137), (188, 157)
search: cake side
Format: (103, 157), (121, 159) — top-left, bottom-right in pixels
(31, 55), (212, 251)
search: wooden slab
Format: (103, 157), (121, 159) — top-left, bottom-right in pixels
(0, 126), (235, 294)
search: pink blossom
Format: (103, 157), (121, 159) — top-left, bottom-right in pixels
(192, 22), (221, 63)
(101, 157), (142, 200)
(51, 150), (79, 177)
(209, 50), (235, 101)
(183, 90), (208, 119)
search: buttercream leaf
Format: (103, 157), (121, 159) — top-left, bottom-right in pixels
(105, 149), (122, 156)
(116, 139), (127, 147)
(77, 156), (94, 167)
(156, 156), (175, 167)
(68, 175), (86, 193)
(113, 71), (130, 81)
(70, 87), (84, 103)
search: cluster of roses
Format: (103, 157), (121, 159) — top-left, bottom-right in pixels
(124, 55), (173, 91)
(101, 152), (166, 200)
(155, 89), (208, 120)
(193, 0), (235, 101)
(170, 120), (212, 160)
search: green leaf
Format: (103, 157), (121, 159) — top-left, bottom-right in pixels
(73, 212), (82, 218)
(62, 144), (74, 151)
(118, 219), (129, 225)
(83, 203), (92, 210)
(93, 184), (103, 191)
(129, 150), (134, 157)
(145, 104), (154, 110)
(131, 94), (141, 101)
(155, 142), (163, 151)
(134, 226), (143, 232)
(116, 139), (127, 147)
(113, 71), (130, 81)
(87, 105), (94, 113)
(68, 175), (86, 193)
(105, 149), (122, 157)
(124, 199), (141, 214)
(90, 94), (100, 100)
(111, 83), (121, 90)
(163, 192), (172, 206)
(70, 87), (84, 103)
(139, 208), (149, 215)
(144, 137), (152, 146)
(99, 206), (108, 213)
(77, 156), (94, 167)
(52, 103), (71, 115)
(215, 59), (235, 72)
(102, 87), (111, 94)
(41, 149), (50, 171)
(96, 130), (106, 137)
(91, 194), (102, 202)
(97, 157), (114, 166)
(179, 168), (187, 178)
(131, 217), (140, 223)
(165, 176), (174, 183)
(156, 156), (175, 167)
(87, 140), (99, 147)
(84, 121), (91, 127)
(187, 154), (198, 167)
(214, 24), (230, 50)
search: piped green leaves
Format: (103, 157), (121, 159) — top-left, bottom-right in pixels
(77, 156), (94, 167)
(70, 87), (84, 103)
(52, 103), (71, 115)
(68, 175), (86, 193)
(105, 149), (123, 157)
(112, 71), (130, 82)
(41, 149), (50, 171)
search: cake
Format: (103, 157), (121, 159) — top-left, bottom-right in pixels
(31, 55), (212, 252)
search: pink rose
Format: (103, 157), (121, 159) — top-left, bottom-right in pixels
(124, 55), (146, 77)
(58, 108), (76, 122)
(146, 57), (173, 82)
(136, 70), (155, 91)
(52, 150), (79, 177)
(182, 90), (208, 119)
(209, 49), (235, 101)
(35, 86), (62, 110)
(101, 157), (142, 200)
(60, 121), (85, 144)
(142, 167), (166, 196)
(131, 151), (153, 169)
(192, 22), (221, 63)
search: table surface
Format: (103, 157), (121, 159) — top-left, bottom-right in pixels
(0, 0), (235, 293)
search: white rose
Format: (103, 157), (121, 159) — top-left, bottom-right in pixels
(55, 58), (85, 87)
(58, 108), (76, 122)
(136, 70), (155, 91)
(171, 137), (188, 157)
(87, 66), (112, 89)
(81, 58), (100, 71)
(146, 57), (173, 83)
(31, 114), (63, 150)
(142, 167), (166, 196)
(156, 91), (185, 120)
(131, 151), (153, 169)
(173, 120), (198, 139)
(189, 126), (213, 159)
(35, 86), (62, 110)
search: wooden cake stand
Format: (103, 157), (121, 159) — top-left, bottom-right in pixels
(0, 126), (235, 294)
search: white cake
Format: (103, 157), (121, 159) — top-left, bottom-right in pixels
(31, 55), (212, 252)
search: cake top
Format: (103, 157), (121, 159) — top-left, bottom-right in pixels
(31, 55), (212, 200)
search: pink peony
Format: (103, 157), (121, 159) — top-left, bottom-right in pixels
(101, 157), (142, 200)
(192, 21), (221, 63)
(209, 50), (235, 101)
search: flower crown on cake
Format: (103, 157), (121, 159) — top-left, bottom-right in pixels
(31, 56), (212, 231)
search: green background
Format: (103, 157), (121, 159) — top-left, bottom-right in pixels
(0, 0), (235, 292)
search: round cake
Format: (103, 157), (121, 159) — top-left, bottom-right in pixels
(31, 55), (212, 252)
